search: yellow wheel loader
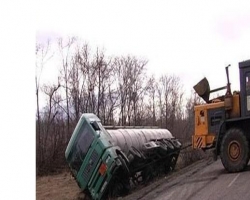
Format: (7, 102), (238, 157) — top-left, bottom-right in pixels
(192, 60), (250, 172)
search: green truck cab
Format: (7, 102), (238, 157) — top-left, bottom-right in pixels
(65, 113), (124, 199)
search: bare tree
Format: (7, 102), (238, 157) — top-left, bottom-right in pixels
(113, 56), (147, 125)
(75, 43), (92, 114)
(145, 75), (157, 125)
(157, 75), (183, 132)
(58, 37), (76, 139)
(96, 54), (117, 124)
(38, 82), (60, 174)
(36, 40), (54, 170)
(182, 91), (204, 141)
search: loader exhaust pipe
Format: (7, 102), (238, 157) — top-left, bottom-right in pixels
(224, 64), (233, 111)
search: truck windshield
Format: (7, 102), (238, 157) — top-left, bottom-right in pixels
(67, 121), (95, 173)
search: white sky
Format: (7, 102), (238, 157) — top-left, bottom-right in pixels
(36, 0), (250, 99)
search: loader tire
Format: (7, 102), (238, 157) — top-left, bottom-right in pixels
(220, 128), (249, 173)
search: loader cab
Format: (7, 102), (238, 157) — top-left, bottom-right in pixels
(239, 60), (250, 117)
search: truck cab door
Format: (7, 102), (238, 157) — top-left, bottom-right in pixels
(245, 73), (250, 115)
(239, 60), (250, 117)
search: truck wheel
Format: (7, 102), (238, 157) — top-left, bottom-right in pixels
(220, 128), (249, 172)
(107, 156), (130, 198)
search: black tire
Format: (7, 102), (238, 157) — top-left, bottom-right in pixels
(220, 128), (249, 172)
(107, 156), (130, 198)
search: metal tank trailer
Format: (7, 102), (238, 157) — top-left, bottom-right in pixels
(65, 113), (181, 199)
(107, 128), (182, 184)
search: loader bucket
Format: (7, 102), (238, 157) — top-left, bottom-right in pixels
(193, 77), (210, 103)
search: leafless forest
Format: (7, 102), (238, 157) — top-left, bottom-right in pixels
(36, 37), (203, 176)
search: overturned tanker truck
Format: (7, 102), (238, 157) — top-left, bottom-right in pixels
(65, 113), (181, 200)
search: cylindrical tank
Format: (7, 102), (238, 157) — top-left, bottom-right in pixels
(107, 129), (174, 156)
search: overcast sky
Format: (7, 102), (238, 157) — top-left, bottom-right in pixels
(36, 0), (250, 98)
